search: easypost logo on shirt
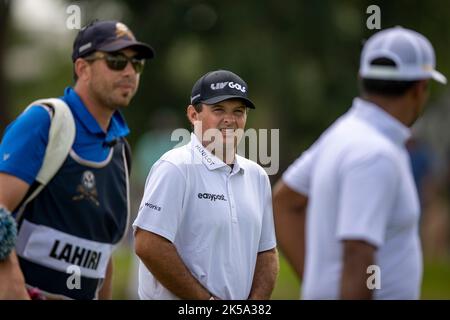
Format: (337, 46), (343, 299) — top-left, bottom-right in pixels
(197, 192), (227, 202)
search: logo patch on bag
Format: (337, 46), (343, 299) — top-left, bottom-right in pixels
(73, 170), (99, 206)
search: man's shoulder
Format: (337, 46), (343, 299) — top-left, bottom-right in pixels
(158, 143), (192, 167)
(20, 104), (53, 123)
(308, 115), (401, 174)
(146, 144), (193, 183)
(336, 123), (400, 169)
(4, 104), (52, 139)
(0, 104), (54, 184)
(328, 114), (397, 151)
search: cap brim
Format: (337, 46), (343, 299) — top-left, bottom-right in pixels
(202, 95), (255, 109)
(98, 39), (155, 59)
(431, 70), (447, 84)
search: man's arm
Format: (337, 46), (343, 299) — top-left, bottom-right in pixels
(0, 173), (31, 299)
(337, 153), (398, 300)
(340, 240), (376, 299)
(134, 228), (212, 300)
(272, 180), (307, 278)
(0, 250), (29, 299)
(98, 258), (113, 299)
(0, 173), (30, 211)
(248, 248), (279, 300)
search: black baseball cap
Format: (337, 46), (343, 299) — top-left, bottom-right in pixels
(190, 70), (255, 109)
(72, 20), (155, 62)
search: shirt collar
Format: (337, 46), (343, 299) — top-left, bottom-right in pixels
(350, 97), (411, 146)
(61, 87), (130, 143)
(190, 133), (244, 175)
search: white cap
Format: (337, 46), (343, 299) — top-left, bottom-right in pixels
(359, 26), (447, 84)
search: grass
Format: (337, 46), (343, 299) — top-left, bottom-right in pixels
(271, 254), (300, 299)
(111, 246), (135, 300)
(111, 246), (450, 300)
(421, 258), (450, 299)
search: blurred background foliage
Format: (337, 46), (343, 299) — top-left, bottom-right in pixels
(1, 0), (449, 299)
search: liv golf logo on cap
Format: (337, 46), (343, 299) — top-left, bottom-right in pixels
(190, 70), (255, 109)
(210, 81), (247, 93)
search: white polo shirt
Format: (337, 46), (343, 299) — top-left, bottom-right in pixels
(133, 133), (276, 300)
(283, 98), (422, 299)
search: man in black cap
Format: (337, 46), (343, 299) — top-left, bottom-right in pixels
(133, 70), (279, 300)
(0, 20), (154, 299)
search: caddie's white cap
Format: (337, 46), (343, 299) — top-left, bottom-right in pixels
(359, 26), (447, 84)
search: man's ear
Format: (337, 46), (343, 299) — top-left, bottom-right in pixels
(420, 79), (429, 92)
(186, 105), (199, 125)
(412, 80), (429, 98)
(74, 58), (91, 82)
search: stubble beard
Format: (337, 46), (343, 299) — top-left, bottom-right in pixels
(90, 80), (136, 111)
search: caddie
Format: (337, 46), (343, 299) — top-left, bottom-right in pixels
(0, 19), (154, 299)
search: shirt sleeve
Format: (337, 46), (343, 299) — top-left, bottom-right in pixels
(282, 146), (315, 196)
(258, 172), (277, 252)
(0, 105), (51, 184)
(336, 153), (399, 247)
(132, 160), (187, 243)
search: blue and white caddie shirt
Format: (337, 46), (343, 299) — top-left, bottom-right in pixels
(0, 87), (130, 299)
